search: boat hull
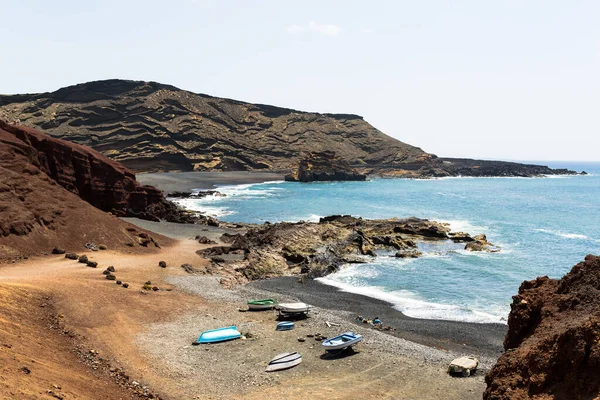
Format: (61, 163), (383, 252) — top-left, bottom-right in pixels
(322, 332), (363, 351)
(265, 352), (302, 372)
(196, 326), (241, 344)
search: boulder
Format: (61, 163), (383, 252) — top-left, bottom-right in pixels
(196, 235), (217, 245)
(52, 247), (66, 254)
(448, 356), (479, 377)
(86, 261), (98, 268)
(107, 265), (115, 272)
(158, 261), (167, 268)
(105, 273), (116, 280)
(122, 283), (129, 288)
(65, 253), (78, 260)
(448, 232), (474, 243)
(98, 244), (107, 250)
(395, 250), (423, 258)
(78, 255), (88, 263)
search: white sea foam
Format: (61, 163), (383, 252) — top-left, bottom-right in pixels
(317, 276), (506, 324)
(535, 229), (592, 241)
(438, 219), (488, 234)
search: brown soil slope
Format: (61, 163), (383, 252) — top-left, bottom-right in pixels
(0, 121), (173, 260)
(485, 255), (600, 400)
(0, 79), (577, 177)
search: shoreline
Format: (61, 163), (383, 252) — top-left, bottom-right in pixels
(249, 276), (506, 359)
(137, 171), (286, 192)
(124, 216), (507, 359)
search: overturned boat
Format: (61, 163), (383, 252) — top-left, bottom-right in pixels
(276, 302), (311, 316)
(195, 326), (241, 344)
(322, 332), (363, 351)
(276, 321), (295, 331)
(265, 352), (302, 372)
(247, 298), (277, 310)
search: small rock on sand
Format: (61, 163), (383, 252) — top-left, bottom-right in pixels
(159, 261), (167, 268)
(65, 253), (78, 260)
(107, 266), (115, 272)
(78, 255), (88, 263)
(106, 273), (116, 281)
(52, 247), (65, 255)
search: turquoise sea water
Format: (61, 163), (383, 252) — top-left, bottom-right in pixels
(174, 162), (600, 323)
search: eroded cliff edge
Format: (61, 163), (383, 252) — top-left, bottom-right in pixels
(485, 255), (600, 400)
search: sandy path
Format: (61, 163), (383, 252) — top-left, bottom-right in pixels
(1, 237), (489, 399)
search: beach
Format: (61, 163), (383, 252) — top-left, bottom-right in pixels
(137, 171), (286, 193)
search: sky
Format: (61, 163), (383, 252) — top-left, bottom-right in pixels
(1, 0), (599, 161)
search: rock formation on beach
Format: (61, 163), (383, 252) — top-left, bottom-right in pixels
(484, 255), (600, 400)
(0, 79), (579, 177)
(196, 215), (494, 287)
(284, 151), (367, 182)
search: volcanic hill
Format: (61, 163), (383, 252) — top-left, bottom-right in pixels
(0, 120), (176, 260)
(0, 79), (577, 177)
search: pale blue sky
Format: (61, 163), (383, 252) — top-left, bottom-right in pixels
(2, 0), (598, 161)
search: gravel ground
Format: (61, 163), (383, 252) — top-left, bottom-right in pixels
(135, 275), (493, 399)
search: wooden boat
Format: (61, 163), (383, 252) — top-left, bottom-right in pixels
(196, 326), (241, 344)
(247, 298), (277, 310)
(276, 302), (311, 315)
(265, 352), (302, 372)
(322, 332), (363, 351)
(276, 321), (294, 331)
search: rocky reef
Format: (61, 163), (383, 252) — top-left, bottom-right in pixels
(0, 79), (580, 177)
(0, 120), (210, 224)
(196, 215), (496, 287)
(485, 255), (600, 400)
(284, 151), (367, 182)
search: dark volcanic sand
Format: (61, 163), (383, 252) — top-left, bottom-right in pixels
(137, 171), (285, 193)
(250, 277), (507, 358)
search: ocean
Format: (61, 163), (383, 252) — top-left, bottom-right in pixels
(173, 162), (600, 324)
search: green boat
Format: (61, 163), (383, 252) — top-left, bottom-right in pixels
(247, 298), (277, 310)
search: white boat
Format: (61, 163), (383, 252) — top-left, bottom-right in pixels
(276, 302), (311, 314)
(265, 352), (302, 372)
(322, 332), (363, 351)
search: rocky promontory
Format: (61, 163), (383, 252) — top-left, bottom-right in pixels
(195, 215), (496, 287)
(0, 79), (580, 177)
(284, 151), (367, 182)
(485, 255), (600, 400)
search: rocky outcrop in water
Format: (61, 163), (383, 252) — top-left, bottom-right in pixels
(284, 151), (367, 182)
(0, 79), (580, 177)
(484, 255), (600, 400)
(196, 215), (493, 287)
(0, 120), (208, 224)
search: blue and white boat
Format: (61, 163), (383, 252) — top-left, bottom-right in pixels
(196, 326), (241, 344)
(322, 332), (363, 351)
(276, 321), (294, 331)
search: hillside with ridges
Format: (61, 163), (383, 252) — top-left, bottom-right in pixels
(0, 80), (434, 173)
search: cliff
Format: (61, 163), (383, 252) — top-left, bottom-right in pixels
(0, 79), (578, 177)
(0, 120), (203, 223)
(0, 121), (174, 260)
(284, 151), (367, 182)
(484, 255), (600, 400)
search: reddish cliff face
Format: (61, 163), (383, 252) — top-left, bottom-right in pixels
(0, 120), (197, 223)
(485, 255), (600, 400)
(0, 121), (173, 259)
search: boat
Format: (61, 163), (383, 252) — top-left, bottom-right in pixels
(265, 352), (302, 372)
(322, 332), (363, 351)
(195, 326), (241, 344)
(247, 298), (277, 310)
(276, 302), (311, 315)
(276, 321), (294, 331)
